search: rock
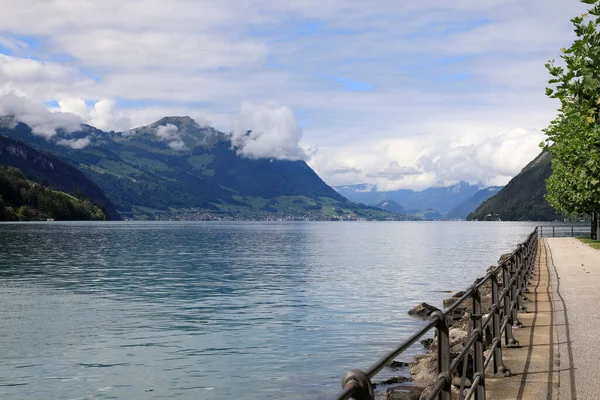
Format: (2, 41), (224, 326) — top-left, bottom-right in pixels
(452, 291), (466, 298)
(386, 386), (423, 400)
(420, 338), (434, 349)
(449, 327), (468, 345)
(374, 376), (410, 387)
(408, 302), (440, 318)
(452, 375), (472, 388)
(389, 361), (410, 369)
(409, 353), (437, 389)
(498, 253), (512, 264)
(443, 297), (457, 308)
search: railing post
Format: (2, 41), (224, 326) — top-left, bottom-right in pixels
(491, 273), (510, 376)
(518, 250), (529, 311)
(552, 226), (555, 237)
(540, 226), (543, 238)
(572, 226), (574, 237)
(509, 258), (523, 328)
(471, 287), (486, 399)
(432, 311), (452, 400)
(502, 262), (519, 348)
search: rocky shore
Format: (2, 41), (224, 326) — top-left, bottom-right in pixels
(380, 259), (508, 400)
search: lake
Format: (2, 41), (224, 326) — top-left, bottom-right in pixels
(0, 221), (546, 399)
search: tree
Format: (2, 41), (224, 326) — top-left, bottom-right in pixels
(543, 0), (600, 238)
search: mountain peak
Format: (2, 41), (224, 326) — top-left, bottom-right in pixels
(125, 116), (224, 148)
(150, 116), (199, 130)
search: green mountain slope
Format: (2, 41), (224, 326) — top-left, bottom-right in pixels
(0, 134), (120, 220)
(467, 151), (561, 221)
(446, 186), (502, 220)
(0, 164), (109, 221)
(0, 116), (394, 220)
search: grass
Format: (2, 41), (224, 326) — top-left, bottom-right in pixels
(576, 237), (600, 250)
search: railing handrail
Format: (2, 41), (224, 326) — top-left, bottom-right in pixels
(335, 228), (539, 400)
(537, 225), (589, 238)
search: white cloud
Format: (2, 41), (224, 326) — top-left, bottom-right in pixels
(0, 54), (93, 100)
(417, 128), (546, 186)
(0, 93), (82, 138)
(0, 0), (591, 188)
(56, 137), (91, 149)
(154, 123), (186, 150)
(230, 102), (306, 160)
(88, 99), (131, 132)
(367, 161), (423, 181)
(56, 98), (131, 132)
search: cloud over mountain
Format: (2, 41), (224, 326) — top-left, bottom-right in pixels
(0, 93), (82, 138)
(230, 103), (306, 160)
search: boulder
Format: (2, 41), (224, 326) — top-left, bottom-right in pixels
(408, 302), (440, 318)
(374, 376), (409, 387)
(389, 361), (410, 369)
(386, 386), (423, 400)
(498, 253), (512, 264)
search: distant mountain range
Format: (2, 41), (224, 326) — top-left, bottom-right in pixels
(467, 151), (561, 221)
(2, 113), (561, 222)
(334, 182), (502, 219)
(446, 186), (503, 219)
(0, 116), (400, 220)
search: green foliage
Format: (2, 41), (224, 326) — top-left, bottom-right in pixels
(0, 164), (108, 221)
(543, 1), (600, 215)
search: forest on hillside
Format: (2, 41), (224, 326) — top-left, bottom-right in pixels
(0, 165), (108, 221)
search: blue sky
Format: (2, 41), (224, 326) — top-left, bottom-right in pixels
(0, 0), (590, 190)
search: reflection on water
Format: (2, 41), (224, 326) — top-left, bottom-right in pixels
(0, 221), (542, 399)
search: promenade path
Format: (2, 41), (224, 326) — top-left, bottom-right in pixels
(545, 237), (600, 400)
(486, 239), (559, 399)
(486, 237), (600, 399)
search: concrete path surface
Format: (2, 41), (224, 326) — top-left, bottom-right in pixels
(546, 237), (600, 400)
(486, 239), (559, 399)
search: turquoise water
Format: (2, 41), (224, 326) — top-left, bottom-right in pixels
(0, 221), (542, 399)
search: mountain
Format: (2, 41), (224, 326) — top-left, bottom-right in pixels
(467, 151), (561, 221)
(0, 164), (109, 221)
(369, 199), (406, 214)
(0, 116), (395, 220)
(335, 181), (482, 216)
(0, 134), (120, 220)
(446, 186), (503, 220)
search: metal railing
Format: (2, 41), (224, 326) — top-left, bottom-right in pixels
(538, 225), (589, 238)
(335, 228), (539, 400)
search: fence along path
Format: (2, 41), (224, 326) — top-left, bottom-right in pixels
(335, 229), (539, 400)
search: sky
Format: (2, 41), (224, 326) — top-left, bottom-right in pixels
(0, 0), (590, 191)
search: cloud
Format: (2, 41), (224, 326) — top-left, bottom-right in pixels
(57, 98), (131, 132)
(56, 137), (91, 149)
(154, 123), (186, 150)
(0, 93), (82, 138)
(230, 102), (306, 160)
(417, 128), (546, 186)
(367, 161), (422, 181)
(0, 54), (93, 101)
(0, 0), (591, 188)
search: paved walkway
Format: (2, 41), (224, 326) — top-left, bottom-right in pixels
(486, 239), (559, 399)
(546, 237), (600, 400)
(486, 237), (600, 399)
